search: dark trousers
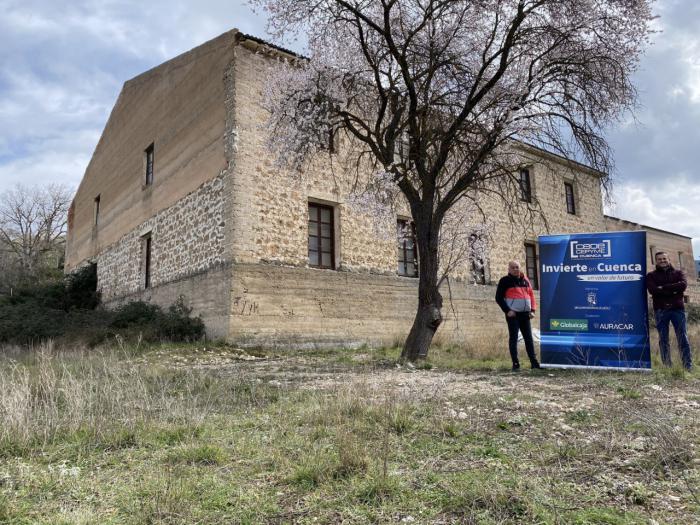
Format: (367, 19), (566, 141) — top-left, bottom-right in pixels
(506, 312), (538, 367)
(654, 309), (693, 370)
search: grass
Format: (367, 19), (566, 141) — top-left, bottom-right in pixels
(0, 338), (697, 524)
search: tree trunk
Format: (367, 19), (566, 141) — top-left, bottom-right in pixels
(401, 215), (443, 361)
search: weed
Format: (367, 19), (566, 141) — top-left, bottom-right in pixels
(165, 444), (226, 466)
(333, 431), (369, 479)
(568, 410), (594, 424)
(617, 386), (643, 400)
(354, 472), (400, 505)
(388, 405), (414, 435)
(442, 421), (460, 437)
(624, 483), (653, 506)
(569, 507), (644, 524)
(289, 452), (333, 488)
(475, 443), (508, 460)
(151, 425), (203, 446)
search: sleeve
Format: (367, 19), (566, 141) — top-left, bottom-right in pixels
(646, 272), (660, 296)
(663, 271), (687, 293)
(495, 278), (510, 314)
(527, 278), (537, 312)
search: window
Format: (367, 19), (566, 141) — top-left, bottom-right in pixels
(649, 245), (656, 266)
(142, 233), (152, 289)
(678, 251), (684, 269)
(468, 233), (486, 284)
(524, 242), (539, 290)
(564, 182), (576, 214)
(397, 219), (418, 277)
(318, 126), (337, 154)
(145, 143), (154, 186)
(308, 203), (335, 269)
(519, 169), (532, 203)
(93, 195), (101, 227)
(393, 132), (410, 165)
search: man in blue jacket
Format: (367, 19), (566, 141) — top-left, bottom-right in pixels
(646, 251), (692, 370)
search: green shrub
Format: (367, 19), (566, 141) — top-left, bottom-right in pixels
(160, 298), (205, 341)
(111, 301), (161, 328)
(109, 297), (205, 342)
(686, 303), (700, 324)
(64, 263), (100, 310)
(0, 301), (67, 344)
(0, 268), (204, 345)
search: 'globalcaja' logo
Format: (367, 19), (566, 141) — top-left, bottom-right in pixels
(569, 239), (611, 259)
(550, 319), (588, 331)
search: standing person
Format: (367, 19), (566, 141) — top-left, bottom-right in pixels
(646, 251), (693, 370)
(495, 261), (541, 370)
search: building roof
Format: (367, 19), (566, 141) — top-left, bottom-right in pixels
(237, 32), (302, 58)
(604, 214), (693, 240)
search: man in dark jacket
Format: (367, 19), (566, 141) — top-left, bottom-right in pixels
(495, 261), (541, 370)
(646, 251), (692, 370)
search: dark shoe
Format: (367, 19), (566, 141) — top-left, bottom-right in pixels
(512, 364), (521, 371)
(531, 362), (541, 369)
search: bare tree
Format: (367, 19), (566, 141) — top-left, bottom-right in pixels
(0, 184), (72, 281)
(251, 0), (654, 360)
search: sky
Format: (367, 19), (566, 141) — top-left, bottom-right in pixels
(1, 0), (699, 257)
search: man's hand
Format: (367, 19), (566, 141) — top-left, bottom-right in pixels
(529, 311), (535, 319)
(507, 310), (516, 318)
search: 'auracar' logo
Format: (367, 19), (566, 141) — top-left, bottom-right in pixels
(550, 319), (588, 331)
(570, 239), (611, 259)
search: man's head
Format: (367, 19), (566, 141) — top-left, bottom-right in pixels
(655, 251), (670, 269)
(508, 261), (522, 277)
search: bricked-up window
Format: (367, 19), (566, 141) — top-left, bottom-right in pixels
(468, 233), (486, 284)
(519, 169), (532, 203)
(145, 143), (154, 186)
(142, 233), (152, 289)
(308, 203), (335, 269)
(524, 242), (539, 290)
(564, 182), (576, 214)
(397, 219), (418, 277)
(93, 195), (100, 227)
(328, 128), (338, 154)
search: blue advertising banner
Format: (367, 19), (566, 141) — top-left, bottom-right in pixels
(539, 231), (651, 370)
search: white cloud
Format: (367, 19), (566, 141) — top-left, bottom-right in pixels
(607, 179), (700, 259)
(0, 0), (268, 195)
(651, 1), (700, 105)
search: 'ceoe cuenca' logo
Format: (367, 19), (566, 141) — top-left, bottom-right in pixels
(550, 319), (588, 331)
(569, 239), (611, 259)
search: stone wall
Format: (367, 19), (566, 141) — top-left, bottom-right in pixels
(230, 42), (606, 287)
(230, 43), (399, 275)
(104, 263), (233, 339)
(484, 153), (606, 282)
(605, 215), (699, 304)
(97, 174), (227, 300)
(227, 262), (514, 348)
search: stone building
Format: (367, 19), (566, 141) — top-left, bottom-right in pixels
(65, 30), (696, 347)
(604, 215), (699, 303)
